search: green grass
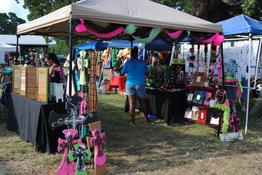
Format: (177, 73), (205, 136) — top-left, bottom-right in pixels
(0, 94), (262, 175)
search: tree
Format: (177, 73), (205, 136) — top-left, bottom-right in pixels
(0, 12), (26, 34)
(49, 39), (68, 55)
(20, 0), (79, 21)
(153, 0), (261, 22)
(15, 0), (80, 55)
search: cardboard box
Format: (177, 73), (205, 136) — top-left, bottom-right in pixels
(26, 67), (38, 100)
(12, 65), (22, 94)
(36, 68), (49, 103)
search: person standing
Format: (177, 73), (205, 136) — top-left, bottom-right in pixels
(45, 53), (64, 83)
(121, 47), (149, 124)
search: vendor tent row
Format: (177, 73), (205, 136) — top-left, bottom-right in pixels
(16, 0), (262, 136)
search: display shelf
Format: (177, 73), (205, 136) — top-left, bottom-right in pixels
(187, 85), (215, 92)
(187, 101), (209, 108)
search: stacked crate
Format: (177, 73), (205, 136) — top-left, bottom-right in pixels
(12, 65), (22, 94)
(26, 67), (38, 100)
(20, 66), (27, 96)
(36, 68), (49, 103)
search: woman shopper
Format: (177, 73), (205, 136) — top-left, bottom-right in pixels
(121, 47), (149, 124)
(45, 53), (64, 83)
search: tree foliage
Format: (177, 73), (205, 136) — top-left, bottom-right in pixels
(50, 39), (68, 55)
(22, 0), (79, 21)
(0, 12), (26, 34)
(153, 0), (261, 22)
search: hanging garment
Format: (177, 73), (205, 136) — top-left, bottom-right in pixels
(111, 48), (120, 69)
(65, 56), (76, 96)
(77, 51), (89, 86)
(229, 113), (241, 132)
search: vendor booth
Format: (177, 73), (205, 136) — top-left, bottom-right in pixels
(12, 0), (224, 174)
(0, 42), (16, 64)
(219, 14), (262, 134)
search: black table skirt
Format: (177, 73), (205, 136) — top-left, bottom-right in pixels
(6, 93), (66, 153)
(146, 89), (187, 124)
(125, 88), (187, 124)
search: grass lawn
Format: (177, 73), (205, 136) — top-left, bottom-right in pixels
(0, 94), (262, 175)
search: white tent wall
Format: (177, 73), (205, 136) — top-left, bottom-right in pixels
(0, 51), (7, 64)
(222, 40), (260, 81)
(179, 40), (261, 82)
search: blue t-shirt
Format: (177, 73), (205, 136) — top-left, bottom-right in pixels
(121, 59), (147, 86)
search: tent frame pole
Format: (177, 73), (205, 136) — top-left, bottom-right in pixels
(245, 33), (253, 135)
(253, 38), (262, 89)
(169, 43), (175, 65)
(68, 14), (73, 97)
(220, 43), (225, 86)
(16, 35), (20, 63)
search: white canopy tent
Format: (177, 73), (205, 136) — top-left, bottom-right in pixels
(17, 0), (222, 95)
(17, 0), (221, 37)
(0, 42), (16, 52)
(0, 42), (16, 64)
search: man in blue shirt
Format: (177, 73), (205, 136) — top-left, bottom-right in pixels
(121, 47), (149, 124)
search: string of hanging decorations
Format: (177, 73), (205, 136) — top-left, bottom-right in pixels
(75, 19), (224, 45)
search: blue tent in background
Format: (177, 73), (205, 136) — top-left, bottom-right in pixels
(74, 39), (172, 51)
(145, 39), (172, 51)
(75, 41), (108, 51)
(219, 14), (262, 135)
(219, 14), (262, 35)
(108, 40), (144, 49)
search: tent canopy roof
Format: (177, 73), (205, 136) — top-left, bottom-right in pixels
(0, 42), (16, 52)
(17, 0), (221, 38)
(0, 34), (47, 46)
(219, 14), (262, 36)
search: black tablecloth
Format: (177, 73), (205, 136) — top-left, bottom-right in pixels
(125, 88), (187, 124)
(6, 93), (66, 153)
(146, 89), (187, 124)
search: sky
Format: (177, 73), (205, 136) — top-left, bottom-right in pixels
(0, 0), (29, 21)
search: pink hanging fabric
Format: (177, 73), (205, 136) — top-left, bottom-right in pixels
(79, 92), (87, 115)
(191, 33), (224, 46)
(166, 30), (183, 38)
(216, 57), (222, 81)
(75, 19), (124, 39)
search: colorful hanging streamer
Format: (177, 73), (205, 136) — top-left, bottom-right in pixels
(75, 19), (124, 39)
(166, 30), (184, 39)
(124, 24), (161, 43)
(191, 33), (224, 46)
(132, 28), (161, 43)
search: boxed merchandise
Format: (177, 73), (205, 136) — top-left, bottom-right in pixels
(26, 67), (38, 100)
(20, 66), (27, 96)
(12, 65), (22, 94)
(36, 68), (49, 103)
